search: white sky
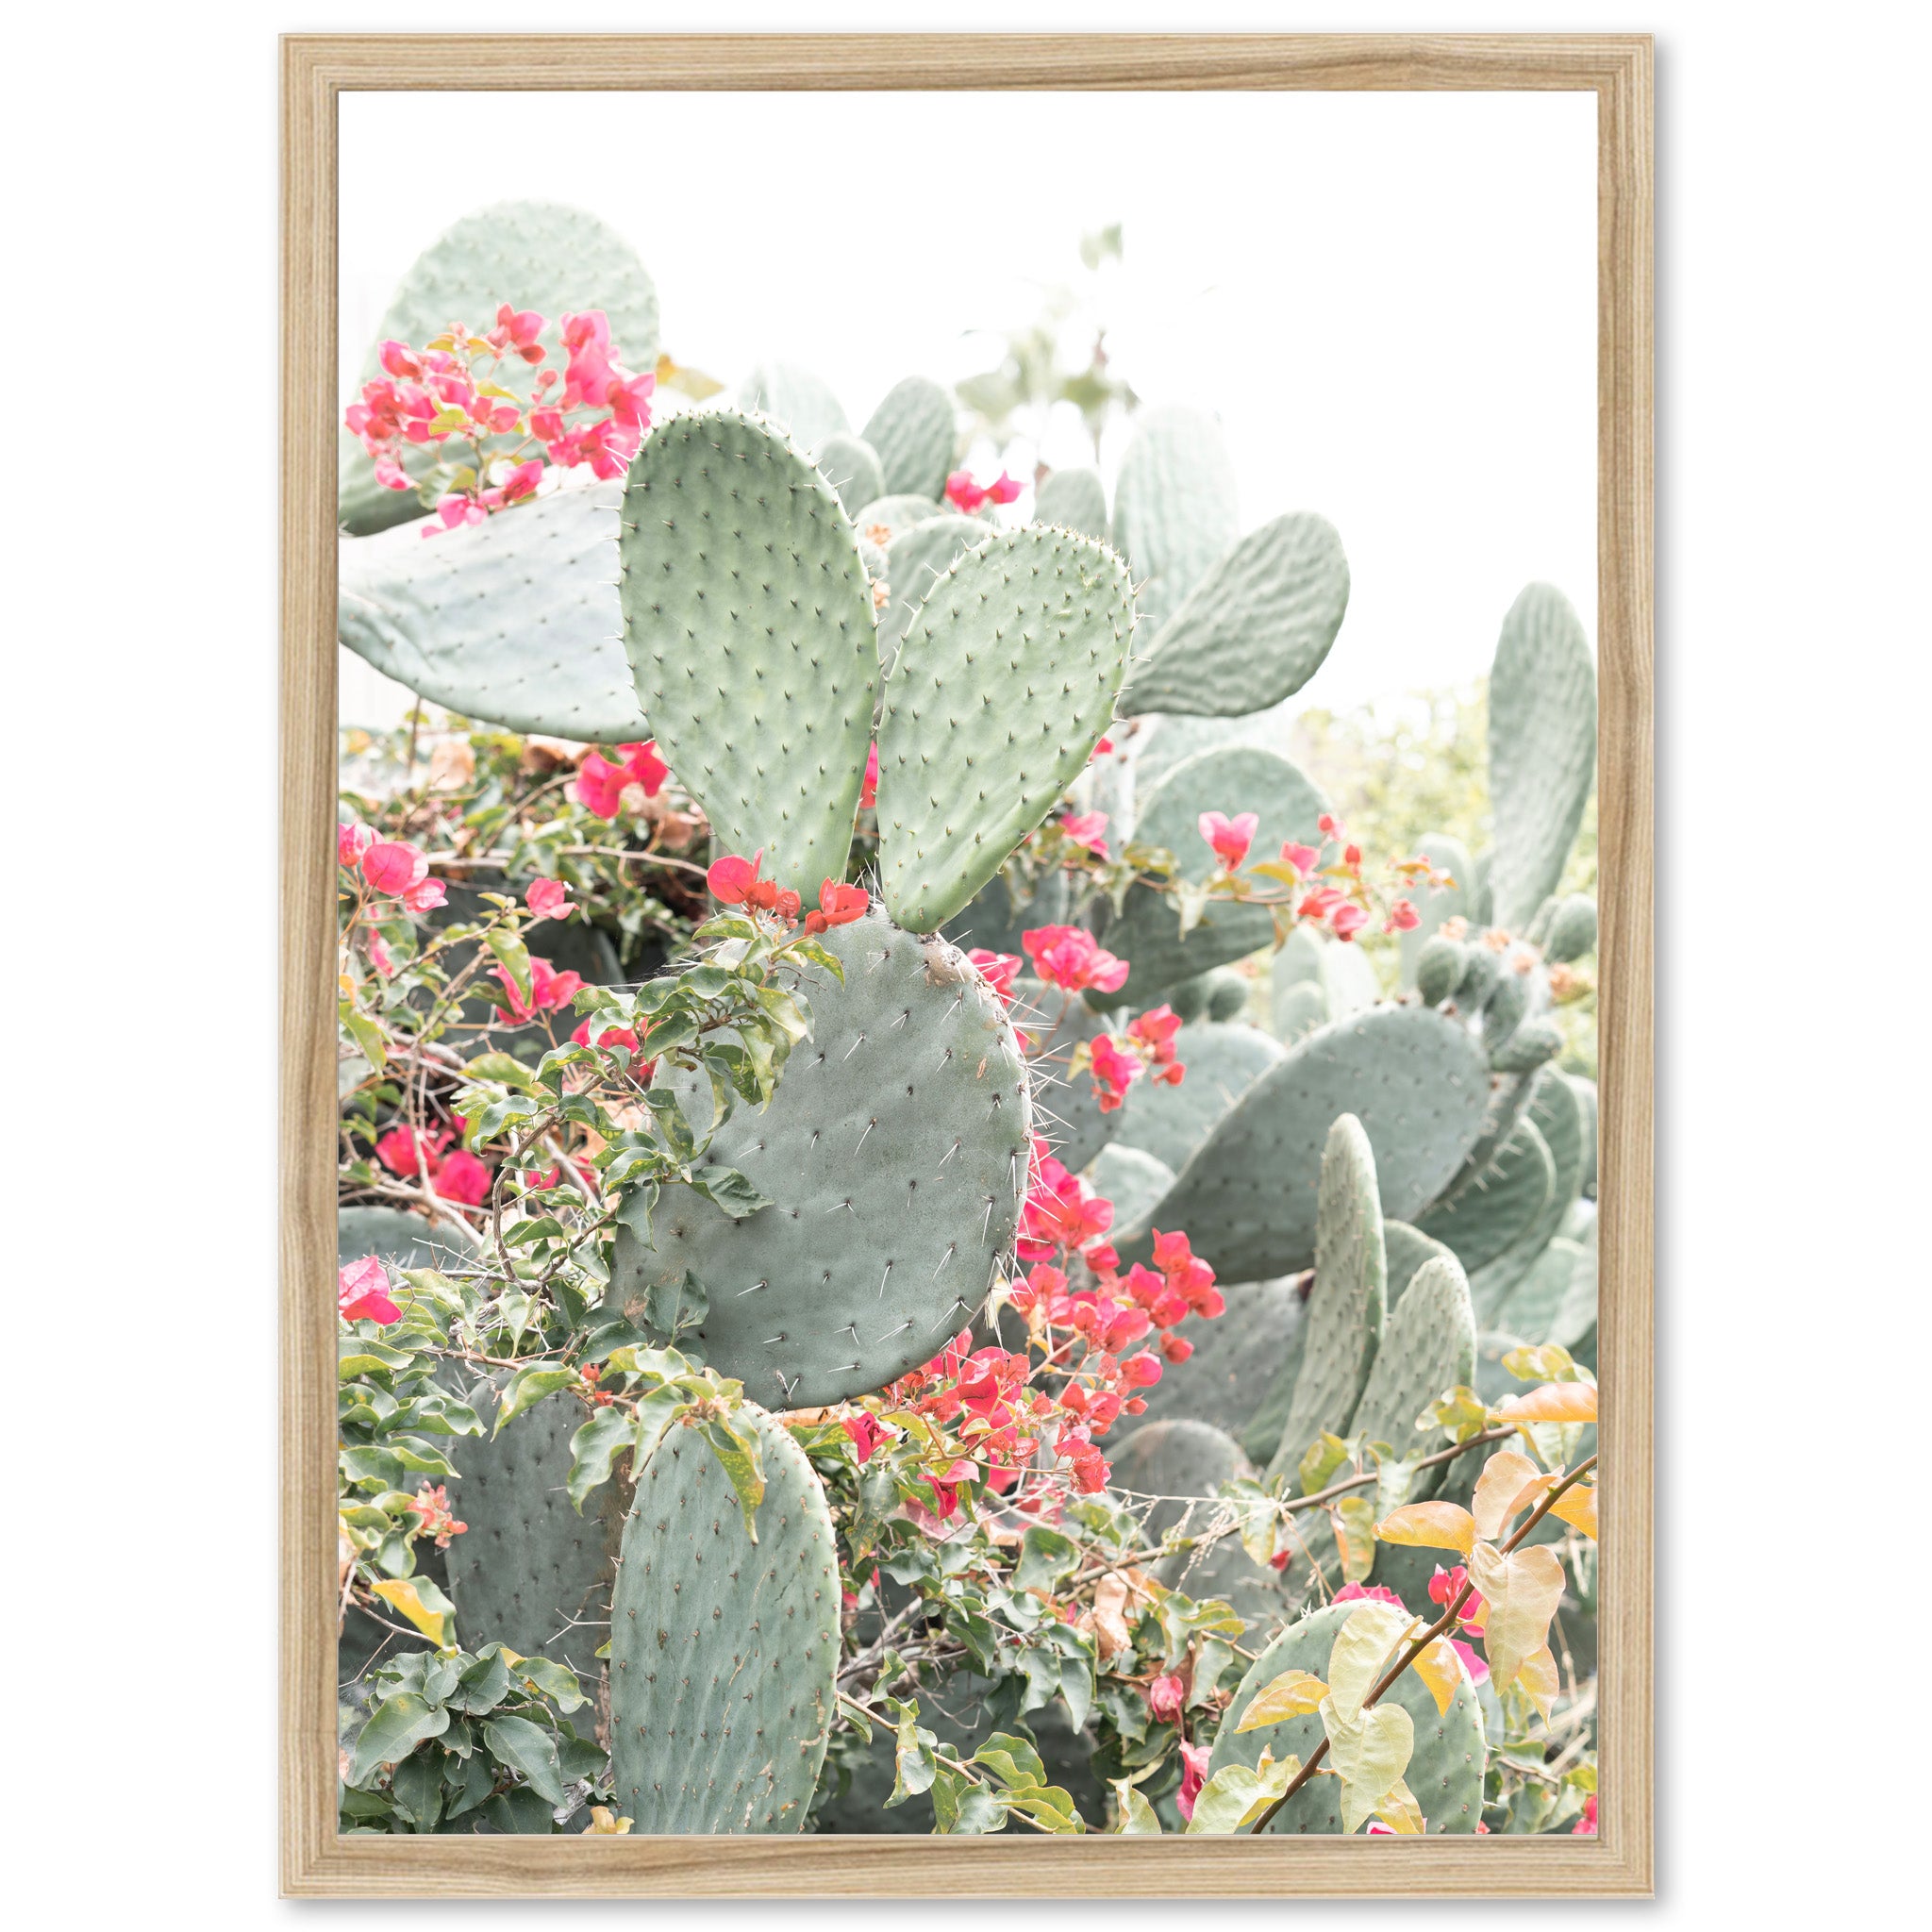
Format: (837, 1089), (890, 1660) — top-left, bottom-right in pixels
(341, 89), (1596, 720)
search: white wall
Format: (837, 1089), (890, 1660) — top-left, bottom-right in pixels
(6, 2), (1924, 1924)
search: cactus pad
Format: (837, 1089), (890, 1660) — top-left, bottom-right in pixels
(618, 411), (877, 896)
(1033, 467), (1109, 541)
(609, 1407), (839, 1831)
(875, 526), (1134, 932)
(1087, 1142), (1175, 1232)
(741, 362), (848, 449)
(606, 912), (1031, 1408)
(1344, 1254), (1476, 1499)
(1416, 1116), (1556, 1283)
(337, 1205), (469, 1273)
(1124, 1276), (1305, 1442)
(1397, 835), (1474, 989)
(813, 432), (884, 516)
(1111, 1020), (1285, 1175)
(1487, 584), (1597, 929)
(1270, 924), (1379, 1041)
(339, 482), (649, 741)
(1543, 894), (1599, 962)
(876, 513), (991, 670)
(860, 376), (957, 501)
(1121, 513), (1349, 719)
(1109, 404), (1239, 633)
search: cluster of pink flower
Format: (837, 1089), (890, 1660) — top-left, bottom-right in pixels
(410, 1483), (468, 1548)
(1057, 809), (1110, 858)
(1196, 808), (1429, 943)
(706, 851), (869, 936)
(574, 740), (669, 820)
(944, 468), (1024, 513)
(373, 1122), (493, 1207)
(340, 824), (448, 915)
(343, 305), (655, 534)
(1017, 924), (1130, 995)
(339, 1256), (403, 1324)
(1086, 1004), (1184, 1112)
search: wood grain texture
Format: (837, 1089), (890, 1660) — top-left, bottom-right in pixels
(282, 31), (1652, 1898)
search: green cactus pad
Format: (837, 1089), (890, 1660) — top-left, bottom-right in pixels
(851, 494), (945, 543)
(1111, 1020), (1285, 1175)
(606, 912), (1031, 1408)
(1572, 1074), (1599, 1201)
(1415, 1116), (1556, 1282)
(1118, 1007), (1491, 1285)
(1490, 1018), (1562, 1074)
(1033, 467), (1109, 541)
(1210, 1599), (1487, 1833)
(1543, 894), (1599, 963)
(940, 867), (1073, 961)
(813, 432), (885, 516)
(341, 201), (660, 537)
(442, 1382), (622, 1682)
(1270, 924), (1379, 1041)
(741, 362), (848, 449)
(1345, 1255), (1476, 1500)
(1108, 1420), (1286, 1635)
(1009, 974), (1122, 1173)
(1467, 849), (1495, 928)
(337, 1205), (470, 1272)
(878, 513), (992, 665)
(1204, 972), (1251, 1022)
(1236, 1284), (1314, 1468)
(1121, 513), (1349, 720)
(1098, 745), (1331, 1007)
(1552, 1220), (1598, 1352)
(860, 376), (957, 501)
(1263, 1116), (1386, 1483)
(1491, 1236), (1583, 1343)
(1398, 835), (1474, 989)
(1383, 1221), (1454, 1307)
(339, 483), (649, 741)
(1470, 1073), (1588, 1317)
(1122, 1277), (1304, 1442)
(1109, 404), (1240, 633)
(1487, 584), (1597, 929)
(875, 526), (1134, 933)
(1414, 936), (1466, 1009)
(609, 1407), (839, 1832)
(1087, 1142), (1175, 1231)
(618, 411), (877, 897)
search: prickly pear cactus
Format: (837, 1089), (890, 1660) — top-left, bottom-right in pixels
(1541, 893), (1599, 963)
(941, 868), (1074, 961)
(741, 361), (848, 449)
(877, 514), (990, 664)
(1010, 974), (1124, 1173)
(1468, 1073), (1589, 1316)
(1383, 1220), (1454, 1306)
(1209, 1599), (1487, 1833)
(1121, 512), (1349, 720)
(1121, 1276), (1305, 1443)
(1487, 584), (1597, 929)
(339, 481), (648, 741)
(860, 376), (957, 502)
(1415, 1116), (1557, 1279)
(1264, 1116), (1386, 1484)
(1344, 1254), (1476, 1500)
(605, 911), (1031, 1408)
(442, 1383), (623, 1683)
(1086, 1142), (1174, 1233)
(1033, 466), (1108, 541)
(608, 1407), (840, 1832)
(1111, 1020), (1285, 1175)
(618, 410), (877, 897)
(813, 431), (885, 516)
(875, 525), (1134, 932)
(1109, 404), (1239, 633)
(1269, 924), (1379, 1042)
(1117, 1006), (1491, 1283)
(337, 1205), (469, 1272)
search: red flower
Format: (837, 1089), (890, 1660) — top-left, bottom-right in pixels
(491, 303), (546, 363)
(1384, 899), (1420, 934)
(410, 1481), (468, 1547)
(1022, 924), (1129, 996)
(1318, 814), (1341, 837)
(841, 1413), (892, 1465)
(1176, 1741), (1213, 1822)
(620, 740), (668, 797)
(573, 751), (631, 821)
(968, 949), (1021, 1006)
(1159, 1333), (1193, 1365)
(1127, 1004), (1182, 1065)
(375, 1124), (451, 1178)
(1331, 904), (1368, 942)
(944, 470), (989, 513)
(1428, 1563), (1488, 1635)
(525, 878), (573, 923)
(707, 851), (765, 905)
(986, 471), (1024, 505)
(1059, 810), (1110, 858)
(804, 879), (869, 934)
(1279, 841), (1319, 875)
(1198, 809), (1258, 872)
(1122, 1352), (1161, 1389)
(860, 741), (879, 810)
(433, 1148), (493, 1206)
(361, 841), (429, 896)
(1145, 1674), (1185, 1723)
(491, 955), (585, 1024)
(338, 1256), (402, 1324)
(1017, 1156), (1113, 1261)
(1449, 1638), (1489, 1685)
(1571, 1794), (1598, 1836)
(1334, 1583), (1407, 1609)
(1090, 1034), (1141, 1112)
(339, 821), (375, 867)
(1091, 736), (1114, 758)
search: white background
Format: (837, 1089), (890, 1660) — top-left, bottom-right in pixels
(6, 2), (1927, 1924)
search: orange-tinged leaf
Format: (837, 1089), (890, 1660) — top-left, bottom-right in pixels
(1374, 1778), (1426, 1834)
(1470, 1450), (1542, 1541)
(1550, 1481), (1598, 1541)
(1331, 1496), (1378, 1583)
(370, 1575), (456, 1649)
(1519, 1644), (1560, 1723)
(1409, 1637), (1465, 1717)
(1376, 1500), (1476, 1555)
(1236, 1668), (1329, 1731)
(1467, 1542), (1567, 1692)
(1496, 1382), (1597, 1424)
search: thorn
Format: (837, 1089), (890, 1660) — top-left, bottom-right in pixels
(736, 1279), (770, 1296)
(857, 1119), (876, 1152)
(932, 1242), (956, 1277)
(982, 1195), (996, 1239)
(876, 1320), (913, 1341)
(938, 1138), (961, 1170)
(843, 1034), (867, 1060)
(876, 1260), (895, 1299)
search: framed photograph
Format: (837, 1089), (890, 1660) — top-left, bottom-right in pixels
(285, 32), (1652, 1897)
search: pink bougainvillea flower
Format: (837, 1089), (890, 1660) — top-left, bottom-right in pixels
(1059, 810), (1110, 858)
(1365, 1821), (1397, 1836)
(944, 470), (989, 513)
(1127, 1004), (1182, 1065)
(968, 949), (1022, 1006)
(365, 931), (394, 979)
(1176, 1741), (1213, 1823)
(1089, 1033), (1141, 1113)
(1298, 886), (1345, 921)
(338, 1256), (402, 1325)
(372, 455), (413, 492)
(1449, 1638), (1489, 1685)
(425, 494), (486, 537)
(1330, 903), (1369, 942)
(606, 366), (657, 433)
(339, 821), (375, 867)
(529, 404), (565, 444)
(491, 956), (586, 1024)
(492, 303), (547, 363)
(620, 740), (668, 797)
(707, 851), (764, 906)
(1091, 736), (1114, 758)
(804, 879), (869, 934)
(401, 875), (447, 914)
(1159, 1333), (1194, 1364)
(1198, 809), (1259, 873)
(361, 841), (428, 896)
(1384, 899), (1421, 934)
(493, 458), (544, 507)
(841, 1413), (892, 1465)
(860, 741), (879, 810)
(376, 340), (422, 379)
(1145, 1674), (1186, 1724)
(1571, 1794), (1598, 1836)
(1121, 1351), (1162, 1390)
(410, 1482), (468, 1548)
(1021, 924), (1130, 996)
(375, 1123), (451, 1178)
(1017, 1155), (1113, 1261)
(1428, 1563), (1488, 1634)
(1334, 1583), (1407, 1609)
(558, 309), (618, 408)
(1279, 841), (1319, 875)
(1318, 814), (1341, 837)
(433, 1147), (493, 1207)
(985, 471), (1024, 505)
(525, 878), (574, 923)
(573, 750), (630, 821)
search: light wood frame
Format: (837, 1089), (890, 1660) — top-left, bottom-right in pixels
(283, 32), (1652, 1898)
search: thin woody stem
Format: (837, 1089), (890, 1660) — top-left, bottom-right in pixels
(1245, 1451), (1598, 1835)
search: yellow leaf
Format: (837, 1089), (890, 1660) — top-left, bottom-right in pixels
(1550, 1481), (1598, 1541)
(370, 1576), (454, 1649)
(1331, 1496), (1378, 1582)
(1323, 1697), (1415, 1834)
(581, 1807), (633, 1834)
(1248, 859), (1306, 887)
(1408, 1637), (1465, 1717)
(1470, 1450), (1542, 1541)
(1466, 1542), (1567, 1692)
(1374, 1777), (1426, 1834)
(1236, 1668), (1329, 1731)
(1376, 1500), (1476, 1554)
(1496, 1382), (1598, 1424)
(1325, 1600), (1418, 1724)
(1519, 1645), (1560, 1723)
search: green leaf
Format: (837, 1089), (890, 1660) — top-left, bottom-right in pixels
(931, 1761), (1008, 1834)
(480, 1714), (567, 1807)
(1012, 1525), (1079, 1594)
(388, 1750), (443, 1829)
(464, 1050), (541, 1092)
(502, 1654), (585, 1714)
(974, 1733), (1049, 1792)
(450, 1650), (510, 1714)
(350, 1693), (449, 1784)
(484, 929), (532, 1005)
(567, 1405), (633, 1511)
(1109, 1778), (1162, 1833)
(695, 1414), (766, 1540)
(340, 999), (388, 1072)
(370, 1575), (458, 1648)
(886, 1700), (940, 1806)
(494, 1367), (579, 1434)
(688, 1164), (774, 1219)
(639, 1268), (709, 1341)
(1299, 1430), (1354, 1497)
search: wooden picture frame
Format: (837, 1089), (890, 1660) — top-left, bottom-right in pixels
(283, 31), (1652, 1897)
